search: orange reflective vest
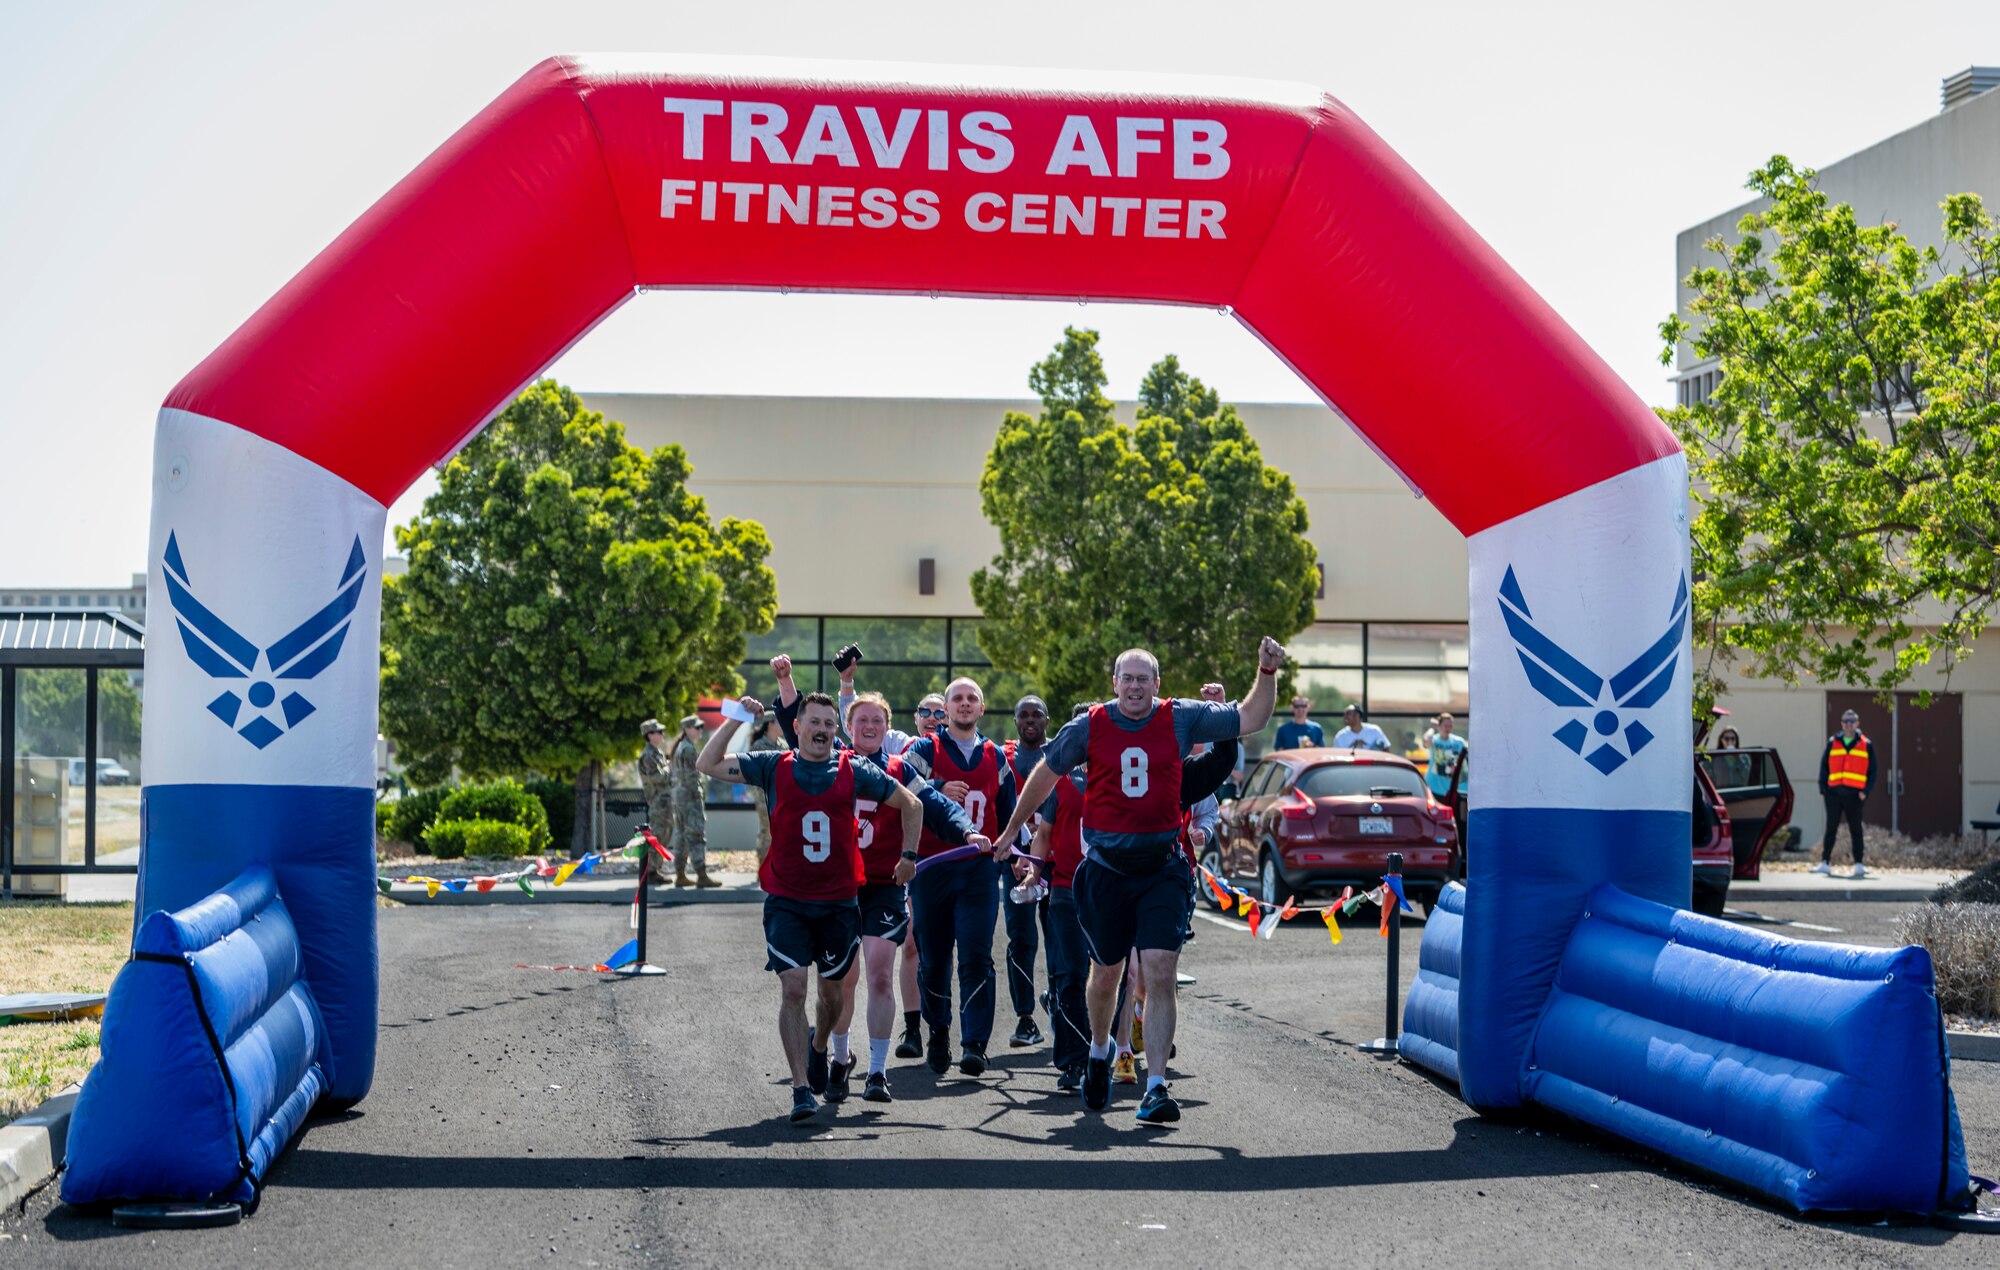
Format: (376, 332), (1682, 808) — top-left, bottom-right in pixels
(1826, 734), (1871, 790)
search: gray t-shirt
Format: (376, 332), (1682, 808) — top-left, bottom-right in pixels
(1039, 699), (1241, 868)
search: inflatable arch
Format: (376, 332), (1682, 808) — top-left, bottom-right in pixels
(141, 56), (1690, 1116)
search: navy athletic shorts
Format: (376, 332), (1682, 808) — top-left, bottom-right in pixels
(762, 894), (861, 980)
(1072, 853), (1195, 966)
(857, 881), (910, 945)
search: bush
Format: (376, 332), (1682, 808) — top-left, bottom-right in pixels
(1836, 829), (1995, 873)
(384, 785), (454, 846)
(423, 818), (534, 860)
(1934, 858), (2000, 907)
(523, 777), (577, 850)
(437, 779), (552, 854)
(1896, 902), (2000, 1019)
(375, 801), (393, 843)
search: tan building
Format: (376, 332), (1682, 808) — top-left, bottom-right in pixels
(1671, 69), (2000, 845)
(586, 392), (1470, 758)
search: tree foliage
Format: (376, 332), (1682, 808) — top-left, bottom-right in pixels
(970, 329), (1319, 707)
(380, 381), (777, 843)
(13, 669), (141, 760)
(1660, 158), (2000, 705)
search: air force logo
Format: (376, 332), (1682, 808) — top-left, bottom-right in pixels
(1499, 566), (1688, 776)
(162, 531), (368, 749)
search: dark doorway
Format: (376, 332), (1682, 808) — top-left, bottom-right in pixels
(1824, 692), (1962, 838)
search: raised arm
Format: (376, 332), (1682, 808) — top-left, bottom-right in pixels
(995, 759), (1060, 851)
(771, 654), (800, 708)
(1237, 636), (1287, 737)
(695, 695), (760, 782)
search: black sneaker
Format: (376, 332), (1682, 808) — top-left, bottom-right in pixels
(1056, 1064), (1083, 1095)
(959, 1042), (988, 1076)
(827, 1057), (855, 1103)
(895, 1022), (923, 1059)
(789, 1087), (818, 1123)
(1083, 1056), (1111, 1110)
(926, 1025), (952, 1074)
(1009, 1016), (1043, 1048)
(807, 1042), (829, 1096)
(862, 1071), (893, 1103)
(1134, 1083), (1181, 1124)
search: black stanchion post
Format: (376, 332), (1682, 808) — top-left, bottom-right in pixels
(615, 826), (667, 977)
(1358, 850), (1404, 1057)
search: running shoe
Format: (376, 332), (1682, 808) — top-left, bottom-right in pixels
(1851, 864), (1869, 879)
(1083, 1057), (1111, 1110)
(926, 1025), (953, 1074)
(1131, 1016), (1145, 1054)
(827, 1057), (855, 1103)
(1009, 1016), (1044, 1048)
(1112, 1052), (1138, 1084)
(1056, 1064), (1083, 1095)
(959, 1042), (988, 1076)
(895, 1021), (924, 1059)
(790, 1087), (819, 1123)
(807, 1039), (829, 1095)
(1134, 1084), (1181, 1125)
(862, 1071), (893, 1103)
(1809, 861), (1833, 875)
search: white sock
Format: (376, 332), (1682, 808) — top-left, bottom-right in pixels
(869, 1037), (891, 1074)
(1146, 1073), (1167, 1091)
(1089, 1039), (1111, 1060)
(831, 1032), (851, 1064)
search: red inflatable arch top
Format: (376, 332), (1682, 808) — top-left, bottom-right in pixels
(166, 55), (1671, 533)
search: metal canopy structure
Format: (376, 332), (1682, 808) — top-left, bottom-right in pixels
(0, 610), (146, 667)
(3, 608), (147, 893)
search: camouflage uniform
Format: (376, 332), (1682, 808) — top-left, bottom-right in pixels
(637, 728), (675, 878)
(670, 720), (711, 883)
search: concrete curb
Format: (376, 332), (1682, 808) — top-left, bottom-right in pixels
(0, 1083), (78, 1211)
(1732, 885), (1938, 903)
(1949, 1030), (2000, 1063)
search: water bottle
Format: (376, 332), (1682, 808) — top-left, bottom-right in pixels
(1010, 878), (1048, 905)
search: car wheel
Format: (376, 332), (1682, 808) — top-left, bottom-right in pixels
(1690, 884), (1727, 919)
(1259, 850), (1293, 907)
(1198, 848), (1224, 909)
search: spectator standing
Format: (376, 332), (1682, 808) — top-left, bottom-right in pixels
(671, 715), (721, 888)
(637, 720), (676, 872)
(1426, 711), (1467, 799)
(1815, 710), (1874, 879)
(1332, 703), (1391, 751)
(1274, 696), (1325, 750)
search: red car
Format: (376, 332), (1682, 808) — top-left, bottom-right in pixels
(1692, 745), (1794, 916)
(1206, 748), (1460, 912)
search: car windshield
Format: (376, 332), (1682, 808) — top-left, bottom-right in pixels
(1297, 764), (1426, 799)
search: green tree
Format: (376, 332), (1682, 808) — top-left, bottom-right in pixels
(14, 669), (141, 761)
(1660, 158), (2000, 707)
(381, 380), (777, 850)
(971, 329), (1319, 707)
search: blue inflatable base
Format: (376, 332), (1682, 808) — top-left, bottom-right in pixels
(63, 866), (332, 1208)
(1398, 881), (1974, 1217)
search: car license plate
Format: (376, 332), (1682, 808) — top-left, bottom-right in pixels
(1359, 816), (1394, 835)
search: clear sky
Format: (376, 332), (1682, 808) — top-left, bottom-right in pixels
(3, 0), (1995, 584)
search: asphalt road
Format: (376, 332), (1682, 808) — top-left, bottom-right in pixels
(6, 891), (1996, 1267)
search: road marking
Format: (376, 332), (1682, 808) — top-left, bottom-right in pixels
(1724, 908), (1840, 933)
(1193, 910), (1249, 933)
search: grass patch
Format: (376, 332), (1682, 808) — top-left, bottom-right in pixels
(0, 899), (129, 1125)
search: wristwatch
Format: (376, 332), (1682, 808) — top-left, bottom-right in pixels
(901, 850), (920, 861)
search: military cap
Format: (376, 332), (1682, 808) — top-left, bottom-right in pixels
(641, 718), (665, 736)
